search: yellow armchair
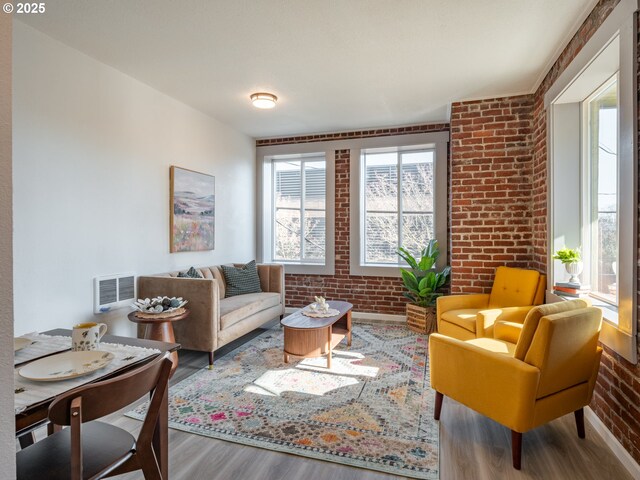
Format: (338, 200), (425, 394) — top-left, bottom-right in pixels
(429, 299), (602, 469)
(437, 266), (546, 339)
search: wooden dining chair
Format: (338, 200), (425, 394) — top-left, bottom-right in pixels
(16, 353), (172, 480)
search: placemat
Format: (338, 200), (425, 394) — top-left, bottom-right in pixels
(14, 332), (71, 366)
(15, 335), (161, 414)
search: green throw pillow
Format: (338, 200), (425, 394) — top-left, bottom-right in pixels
(221, 260), (262, 297)
(177, 266), (203, 279)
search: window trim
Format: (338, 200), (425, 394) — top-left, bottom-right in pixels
(349, 132), (449, 277)
(582, 74), (619, 307)
(256, 144), (335, 275)
(546, 0), (638, 363)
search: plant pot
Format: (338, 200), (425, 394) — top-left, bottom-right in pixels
(406, 304), (437, 334)
(565, 261), (583, 284)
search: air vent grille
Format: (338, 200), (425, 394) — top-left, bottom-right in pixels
(94, 273), (136, 313)
(118, 276), (135, 301)
(99, 278), (118, 305)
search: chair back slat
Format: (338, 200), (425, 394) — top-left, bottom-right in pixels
(48, 353), (172, 425)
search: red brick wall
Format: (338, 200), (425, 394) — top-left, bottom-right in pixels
(528, 0), (640, 465)
(256, 124), (449, 315)
(449, 96), (534, 294)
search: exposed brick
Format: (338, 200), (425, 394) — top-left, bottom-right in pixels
(449, 95), (534, 294)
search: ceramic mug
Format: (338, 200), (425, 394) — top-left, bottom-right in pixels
(72, 322), (107, 351)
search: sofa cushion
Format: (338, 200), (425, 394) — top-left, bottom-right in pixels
(220, 292), (280, 330)
(221, 260), (262, 297)
(440, 309), (479, 333)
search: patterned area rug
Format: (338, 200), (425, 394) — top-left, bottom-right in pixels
(128, 323), (439, 479)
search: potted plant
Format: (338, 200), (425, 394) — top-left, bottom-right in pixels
(552, 246), (582, 284)
(397, 240), (451, 334)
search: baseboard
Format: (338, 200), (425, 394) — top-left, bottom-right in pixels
(351, 311), (405, 323)
(584, 406), (640, 479)
(283, 307), (405, 324)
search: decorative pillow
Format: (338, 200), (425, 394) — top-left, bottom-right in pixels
(177, 266), (203, 279)
(221, 260), (262, 297)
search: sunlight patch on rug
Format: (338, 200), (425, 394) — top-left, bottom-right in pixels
(128, 322), (438, 479)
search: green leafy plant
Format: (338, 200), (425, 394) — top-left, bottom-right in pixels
(552, 247), (581, 264)
(397, 240), (451, 307)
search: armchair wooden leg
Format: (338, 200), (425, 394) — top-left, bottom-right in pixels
(434, 391), (443, 420)
(511, 430), (522, 470)
(208, 352), (214, 370)
(575, 408), (585, 439)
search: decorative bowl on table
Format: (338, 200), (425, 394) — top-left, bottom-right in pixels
(302, 296), (339, 318)
(132, 296), (188, 315)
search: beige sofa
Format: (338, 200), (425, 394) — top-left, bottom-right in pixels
(137, 263), (284, 367)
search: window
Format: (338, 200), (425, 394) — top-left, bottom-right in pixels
(546, 0), (637, 363)
(362, 147), (434, 265)
(584, 76), (618, 305)
(257, 144), (335, 275)
(257, 132), (446, 276)
(272, 155), (326, 264)
(349, 131), (449, 276)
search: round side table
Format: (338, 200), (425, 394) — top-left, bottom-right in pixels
(128, 308), (189, 377)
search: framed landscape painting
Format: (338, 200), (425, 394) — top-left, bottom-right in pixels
(170, 166), (215, 252)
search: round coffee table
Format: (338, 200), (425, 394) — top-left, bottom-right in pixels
(128, 308), (189, 376)
(281, 301), (352, 369)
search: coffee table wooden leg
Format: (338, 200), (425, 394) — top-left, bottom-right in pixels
(284, 352), (289, 363)
(347, 310), (352, 346)
(327, 326), (332, 369)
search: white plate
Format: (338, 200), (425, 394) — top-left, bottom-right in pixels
(14, 337), (33, 352)
(19, 350), (115, 382)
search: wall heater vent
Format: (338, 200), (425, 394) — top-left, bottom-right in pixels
(94, 273), (136, 313)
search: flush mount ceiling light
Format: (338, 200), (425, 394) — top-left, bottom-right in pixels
(250, 92), (278, 109)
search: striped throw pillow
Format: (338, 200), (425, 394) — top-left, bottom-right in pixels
(221, 260), (262, 297)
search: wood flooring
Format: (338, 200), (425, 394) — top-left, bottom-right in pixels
(102, 320), (632, 479)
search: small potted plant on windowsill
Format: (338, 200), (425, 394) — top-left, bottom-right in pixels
(397, 240), (451, 334)
(553, 246), (583, 285)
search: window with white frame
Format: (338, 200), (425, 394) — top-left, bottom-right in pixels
(256, 147), (335, 275)
(272, 154), (326, 264)
(349, 131), (449, 277)
(546, 0), (637, 363)
(361, 147), (434, 265)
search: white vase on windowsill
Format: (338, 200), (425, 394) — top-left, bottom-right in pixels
(565, 261), (583, 285)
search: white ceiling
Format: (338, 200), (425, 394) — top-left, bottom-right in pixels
(18, 0), (599, 138)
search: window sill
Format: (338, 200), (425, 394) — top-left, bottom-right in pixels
(275, 262), (334, 276)
(349, 263), (402, 278)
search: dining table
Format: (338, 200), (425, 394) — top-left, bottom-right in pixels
(14, 328), (180, 478)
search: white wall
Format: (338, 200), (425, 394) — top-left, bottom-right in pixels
(13, 22), (256, 337)
(1, 13), (16, 480)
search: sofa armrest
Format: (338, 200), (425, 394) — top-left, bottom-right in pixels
(429, 333), (540, 432)
(257, 263), (285, 313)
(476, 305), (533, 337)
(137, 276), (219, 352)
